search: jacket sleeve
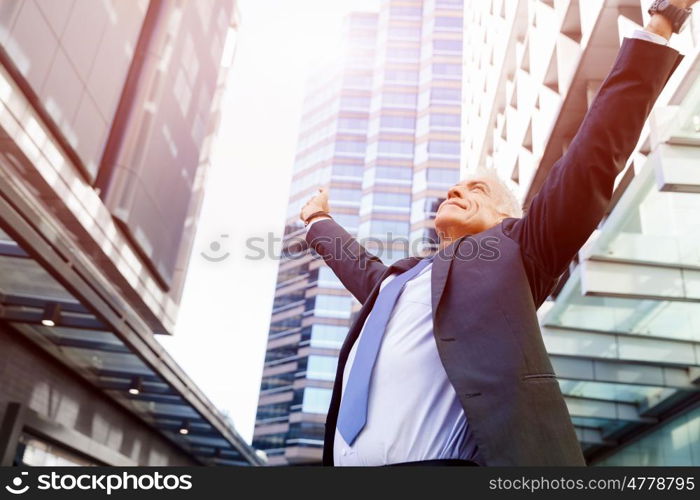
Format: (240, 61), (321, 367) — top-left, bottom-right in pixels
(305, 218), (389, 304)
(504, 38), (682, 306)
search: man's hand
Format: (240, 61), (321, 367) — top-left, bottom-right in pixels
(646, 0), (696, 40)
(300, 187), (330, 224)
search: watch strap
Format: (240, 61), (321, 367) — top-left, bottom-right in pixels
(304, 211), (332, 227)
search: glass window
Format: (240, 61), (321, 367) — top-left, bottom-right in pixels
(273, 292), (305, 311)
(559, 380), (671, 405)
(364, 167), (412, 188)
(428, 140), (460, 155)
(337, 117), (369, 131)
(374, 192), (411, 207)
(386, 46), (421, 60)
(586, 157), (700, 269)
(431, 87), (461, 103)
(370, 220), (410, 237)
(382, 92), (418, 107)
(390, 6), (422, 18)
(335, 140), (366, 154)
(378, 140), (414, 156)
(340, 96), (371, 109)
(332, 164), (364, 178)
(19, 436), (96, 466)
(433, 63), (462, 77)
(306, 355), (339, 381)
(430, 113), (461, 128)
(546, 270), (700, 342)
(269, 316), (302, 333)
(313, 294), (352, 318)
(286, 421), (325, 442)
(435, 16), (462, 28)
(388, 27), (421, 40)
(333, 213), (360, 229)
(427, 167), (460, 185)
(380, 115), (416, 130)
(317, 267), (343, 288)
(595, 405), (700, 466)
(376, 165), (413, 180)
(301, 387), (332, 414)
(343, 74), (373, 89)
(260, 371), (295, 392)
(433, 39), (463, 52)
(385, 70), (419, 83)
(310, 324), (348, 348)
(436, 0), (463, 7)
(330, 188), (362, 202)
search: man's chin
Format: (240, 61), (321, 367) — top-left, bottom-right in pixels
(435, 213), (466, 237)
(436, 213), (484, 240)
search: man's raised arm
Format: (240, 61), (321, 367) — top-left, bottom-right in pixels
(505, 7), (687, 299)
(301, 188), (388, 304)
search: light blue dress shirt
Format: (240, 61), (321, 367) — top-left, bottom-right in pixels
(334, 262), (483, 466)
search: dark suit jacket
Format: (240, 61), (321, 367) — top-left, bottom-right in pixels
(306, 39), (682, 466)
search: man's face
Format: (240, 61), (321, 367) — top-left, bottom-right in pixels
(434, 176), (508, 241)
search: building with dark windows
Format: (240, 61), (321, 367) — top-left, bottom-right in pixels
(0, 0), (262, 466)
(253, 0), (465, 465)
(461, 0), (700, 465)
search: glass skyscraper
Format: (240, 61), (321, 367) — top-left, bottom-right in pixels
(253, 0), (464, 465)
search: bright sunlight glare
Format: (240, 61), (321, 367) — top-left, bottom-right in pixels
(159, 0), (380, 444)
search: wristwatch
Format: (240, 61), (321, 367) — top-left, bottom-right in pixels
(303, 210), (332, 227)
(648, 0), (693, 34)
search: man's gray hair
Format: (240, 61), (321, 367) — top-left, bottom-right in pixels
(467, 167), (523, 218)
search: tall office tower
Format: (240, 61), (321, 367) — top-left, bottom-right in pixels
(253, 11), (379, 467)
(461, 0), (700, 465)
(0, 1), (261, 465)
(362, 0), (463, 258)
(254, 0), (465, 465)
(408, 0), (464, 254)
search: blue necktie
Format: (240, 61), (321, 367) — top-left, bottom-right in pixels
(337, 257), (433, 445)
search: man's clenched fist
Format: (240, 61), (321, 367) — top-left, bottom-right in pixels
(300, 187), (330, 224)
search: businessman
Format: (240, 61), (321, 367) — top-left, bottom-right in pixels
(300, 1), (691, 466)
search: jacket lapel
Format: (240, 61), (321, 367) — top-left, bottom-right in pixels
(431, 238), (462, 321)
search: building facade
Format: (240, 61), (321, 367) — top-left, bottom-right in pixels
(0, 0), (261, 465)
(253, 10), (380, 466)
(461, 0), (700, 465)
(253, 0), (465, 465)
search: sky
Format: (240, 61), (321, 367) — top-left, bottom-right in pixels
(157, 0), (380, 444)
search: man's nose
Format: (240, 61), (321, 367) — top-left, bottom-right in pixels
(447, 185), (463, 199)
